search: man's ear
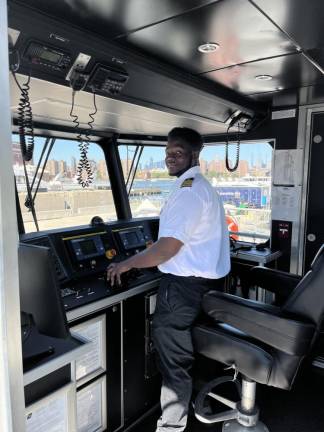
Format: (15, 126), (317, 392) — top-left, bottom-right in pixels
(191, 150), (200, 166)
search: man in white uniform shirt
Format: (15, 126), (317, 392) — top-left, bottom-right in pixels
(107, 127), (230, 431)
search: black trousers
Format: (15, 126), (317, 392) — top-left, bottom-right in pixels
(152, 273), (224, 432)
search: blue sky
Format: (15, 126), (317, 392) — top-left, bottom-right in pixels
(25, 136), (272, 166)
(119, 143), (272, 166)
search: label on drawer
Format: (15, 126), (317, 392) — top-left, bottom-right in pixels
(77, 378), (106, 432)
(72, 315), (106, 383)
(26, 392), (68, 432)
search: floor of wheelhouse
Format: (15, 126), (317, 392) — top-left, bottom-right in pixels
(130, 366), (324, 432)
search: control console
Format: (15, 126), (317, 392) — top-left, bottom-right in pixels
(20, 220), (160, 311)
(58, 221), (159, 310)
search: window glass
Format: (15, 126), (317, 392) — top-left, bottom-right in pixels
(119, 145), (174, 217)
(13, 136), (117, 233)
(119, 142), (272, 242)
(201, 142), (272, 242)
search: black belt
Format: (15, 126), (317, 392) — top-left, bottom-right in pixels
(162, 272), (225, 288)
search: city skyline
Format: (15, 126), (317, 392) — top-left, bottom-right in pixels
(25, 136), (272, 167)
(13, 138), (272, 182)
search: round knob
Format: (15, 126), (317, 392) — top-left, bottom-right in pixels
(106, 249), (117, 259)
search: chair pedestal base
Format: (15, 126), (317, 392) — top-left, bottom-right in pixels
(222, 419), (269, 432)
(195, 376), (270, 431)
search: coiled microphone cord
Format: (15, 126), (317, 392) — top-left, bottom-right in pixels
(77, 92), (97, 187)
(225, 122), (241, 172)
(70, 90), (93, 187)
(12, 71), (35, 162)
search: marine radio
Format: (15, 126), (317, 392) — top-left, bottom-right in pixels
(23, 41), (71, 71)
(87, 64), (129, 96)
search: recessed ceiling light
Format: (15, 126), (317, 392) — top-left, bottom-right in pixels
(198, 43), (220, 53)
(255, 74), (273, 81)
(277, 86), (284, 91)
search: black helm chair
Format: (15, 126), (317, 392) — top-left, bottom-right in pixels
(193, 244), (324, 431)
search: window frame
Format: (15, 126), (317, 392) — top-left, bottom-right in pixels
(118, 142), (169, 218)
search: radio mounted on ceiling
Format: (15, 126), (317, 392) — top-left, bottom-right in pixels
(87, 64), (129, 96)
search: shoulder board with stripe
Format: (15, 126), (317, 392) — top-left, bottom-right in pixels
(180, 177), (194, 188)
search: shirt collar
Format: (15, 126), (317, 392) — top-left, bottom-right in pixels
(176, 166), (201, 185)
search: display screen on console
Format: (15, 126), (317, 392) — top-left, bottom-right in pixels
(117, 227), (146, 251)
(79, 239), (97, 255)
(69, 235), (105, 261)
(126, 232), (138, 245)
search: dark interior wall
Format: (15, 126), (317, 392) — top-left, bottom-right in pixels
(304, 111), (324, 271)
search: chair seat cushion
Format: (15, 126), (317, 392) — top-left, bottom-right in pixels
(193, 323), (274, 385)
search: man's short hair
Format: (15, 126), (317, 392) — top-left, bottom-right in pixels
(168, 127), (203, 151)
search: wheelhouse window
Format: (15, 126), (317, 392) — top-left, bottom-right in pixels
(200, 141), (272, 242)
(13, 136), (117, 233)
(118, 144), (174, 217)
(119, 141), (272, 242)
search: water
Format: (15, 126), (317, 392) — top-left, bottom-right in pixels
(131, 179), (175, 200)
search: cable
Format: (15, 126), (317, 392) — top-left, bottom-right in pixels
(12, 71), (35, 162)
(77, 92), (97, 187)
(70, 91), (97, 188)
(12, 70), (38, 230)
(87, 92), (98, 131)
(77, 141), (93, 187)
(22, 157), (39, 231)
(225, 121), (241, 172)
(81, 91), (97, 156)
(69, 90), (80, 130)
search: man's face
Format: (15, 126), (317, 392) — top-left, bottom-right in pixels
(165, 140), (193, 176)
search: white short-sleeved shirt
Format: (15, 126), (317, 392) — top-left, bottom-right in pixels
(158, 166), (231, 279)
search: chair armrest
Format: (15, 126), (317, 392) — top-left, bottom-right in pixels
(250, 267), (302, 297)
(202, 291), (315, 356)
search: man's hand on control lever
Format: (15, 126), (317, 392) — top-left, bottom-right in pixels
(107, 260), (131, 286)
(106, 237), (183, 286)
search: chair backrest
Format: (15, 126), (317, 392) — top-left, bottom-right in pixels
(282, 245), (324, 328)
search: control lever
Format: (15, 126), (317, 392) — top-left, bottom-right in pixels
(106, 268), (143, 290)
(106, 272), (127, 290)
(75, 289), (83, 299)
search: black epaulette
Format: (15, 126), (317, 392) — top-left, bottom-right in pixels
(180, 177), (194, 188)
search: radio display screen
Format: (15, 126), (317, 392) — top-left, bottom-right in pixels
(40, 50), (62, 64)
